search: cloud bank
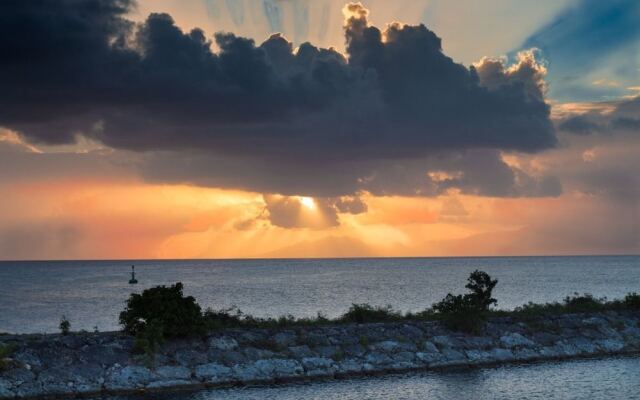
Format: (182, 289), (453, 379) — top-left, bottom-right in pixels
(0, 0), (559, 199)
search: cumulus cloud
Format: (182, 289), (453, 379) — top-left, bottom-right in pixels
(0, 1), (559, 198)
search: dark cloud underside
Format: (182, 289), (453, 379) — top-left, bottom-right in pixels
(0, 0), (559, 197)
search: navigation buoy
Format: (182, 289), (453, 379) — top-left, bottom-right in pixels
(129, 265), (138, 284)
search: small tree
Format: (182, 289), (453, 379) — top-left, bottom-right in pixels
(432, 270), (498, 333)
(465, 270), (498, 310)
(59, 315), (71, 335)
(119, 282), (205, 338)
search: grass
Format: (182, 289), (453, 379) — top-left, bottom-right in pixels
(199, 292), (640, 332)
(0, 343), (17, 371)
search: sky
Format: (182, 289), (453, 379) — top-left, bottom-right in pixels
(0, 0), (638, 259)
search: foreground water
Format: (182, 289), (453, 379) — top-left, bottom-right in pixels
(0, 255), (638, 333)
(100, 356), (640, 400)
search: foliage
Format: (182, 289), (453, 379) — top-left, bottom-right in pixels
(133, 319), (165, 366)
(432, 270), (498, 333)
(59, 315), (71, 335)
(119, 282), (205, 338)
(338, 304), (403, 324)
(562, 293), (607, 313)
(465, 270), (498, 310)
(0, 343), (16, 371)
(623, 293), (640, 310)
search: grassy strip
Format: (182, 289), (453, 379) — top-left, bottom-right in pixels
(203, 292), (640, 330)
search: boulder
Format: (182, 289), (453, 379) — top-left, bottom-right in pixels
(208, 337), (238, 351)
(155, 365), (192, 380)
(500, 333), (534, 348)
(194, 363), (232, 383)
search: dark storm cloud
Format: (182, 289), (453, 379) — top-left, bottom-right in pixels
(0, 1), (559, 198)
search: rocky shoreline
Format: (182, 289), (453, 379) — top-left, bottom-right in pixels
(2, 311), (640, 399)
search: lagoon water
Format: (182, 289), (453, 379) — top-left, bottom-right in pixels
(1, 255), (638, 334)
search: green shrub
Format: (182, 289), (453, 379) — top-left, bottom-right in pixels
(203, 307), (245, 330)
(59, 315), (71, 335)
(432, 293), (485, 333)
(432, 270), (498, 333)
(0, 343), (16, 371)
(119, 282), (205, 338)
(623, 293), (640, 310)
(563, 293), (606, 313)
(133, 319), (165, 366)
(339, 304), (403, 323)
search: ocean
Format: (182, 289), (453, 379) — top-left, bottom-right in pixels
(1, 255), (638, 334)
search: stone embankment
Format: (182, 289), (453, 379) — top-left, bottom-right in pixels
(2, 311), (640, 399)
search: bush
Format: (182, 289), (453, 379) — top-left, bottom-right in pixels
(432, 270), (498, 333)
(119, 282), (205, 339)
(623, 293), (640, 310)
(0, 343), (16, 371)
(339, 304), (403, 323)
(203, 307), (245, 330)
(133, 319), (165, 366)
(562, 293), (606, 313)
(59, 315), (70, 335)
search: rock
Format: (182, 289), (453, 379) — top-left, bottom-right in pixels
(373, 341), (401, 353)
(488, 348), (514, 361)
(421, 341), (439, 353)
(106, 366), (155, 389)
(288, 345), (314, 358)
(337, 359), (362, 374)
(513, 348), (539, 361)
(208, 337), (238, 351)
(315, 345), (341, 358)
(194, 363), (232, 383)
(416, 351), (442, 364)
(14, 381), (43, 398)
(465, 350), (491, 363)
(392, 351), (415, 363)
(566, 337), (598, 354)
(219, 350), (246, 366)
(500, 333), (534, 348)
(174, 348), (208, 367)
(596, 339), (625, 352)
(432, 336), (462, 348)
(273, 332), (297, 348)
(155, 365), (192, 380)
(440, 348), (466, 362)
(0, 378), (14, 399)
(364, 353), (392, 366)
(301, 357), (336, 376)
(399, 325), (424, 340)
(463, 336), (494, 349)
(232, 364), (267, 382)
(74, 382), (102, 395)
(243, 347), (275, 361)
(1, 367), (35, 385)
(342, 344), (366, 357)
(147, 379), (194, 389)
(254, 358), (303, 378)
(13, 350), (42, 369)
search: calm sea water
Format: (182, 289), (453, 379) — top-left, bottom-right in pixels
(99, 356), (640, 400)
(0, 256), (638, 334)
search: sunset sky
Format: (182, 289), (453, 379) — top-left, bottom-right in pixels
(0, 0), (638, 259)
